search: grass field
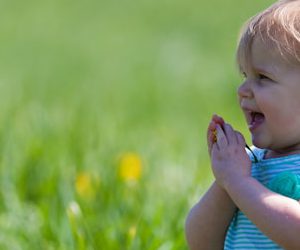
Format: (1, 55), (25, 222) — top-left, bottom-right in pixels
(0, 0), (274, 249)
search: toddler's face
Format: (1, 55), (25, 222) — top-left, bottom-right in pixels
(238, 38), (300, 157)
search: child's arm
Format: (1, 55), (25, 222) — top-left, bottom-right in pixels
(185, 115), (236, 250)
(225, 175), (300, 249)
(212, 119), (300, 249)
(185, 181), (236, 250)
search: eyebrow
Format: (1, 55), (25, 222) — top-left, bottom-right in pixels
(254, 67), (271, 74)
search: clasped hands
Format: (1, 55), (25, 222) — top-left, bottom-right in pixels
(207, 114), (252, 190)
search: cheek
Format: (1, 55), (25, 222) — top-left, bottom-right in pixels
(256, 89), (295, 118)
(255, 93), (275, 115)
(280, 97), (300, 122)
(268, 100), (300, 132)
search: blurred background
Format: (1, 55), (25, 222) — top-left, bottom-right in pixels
(0, 0), (274, 249)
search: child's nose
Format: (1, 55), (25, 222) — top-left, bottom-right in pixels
(237, 80), (253, 99)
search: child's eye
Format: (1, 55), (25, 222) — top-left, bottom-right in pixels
(258, 74), (271, 81)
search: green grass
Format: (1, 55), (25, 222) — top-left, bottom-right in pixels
(0, 0), (274, 249)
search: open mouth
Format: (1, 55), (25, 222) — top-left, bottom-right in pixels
(249, 111), (265, 130)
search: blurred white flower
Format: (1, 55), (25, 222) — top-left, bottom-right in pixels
(67, 201), (82, 219)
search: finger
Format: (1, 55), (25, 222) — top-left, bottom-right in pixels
(235, 131), (246, 145)
(216, 124), (228, 148)
(208, 131), (216, 150)
(207, 120), (217, 153)
(223, 123), (237, 145)
(212, 114), (225, 127)
(211, 139), (219, 154)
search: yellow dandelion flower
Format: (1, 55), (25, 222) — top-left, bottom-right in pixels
(213, 129), (217, 142)
(75, 172), (96, 199)
(119, 153), (142, 182)
(128, 225), (137, 239)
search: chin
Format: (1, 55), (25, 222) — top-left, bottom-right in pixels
(251, 137), (267, 149)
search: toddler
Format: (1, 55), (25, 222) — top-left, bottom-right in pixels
(185, 0), (300, 249)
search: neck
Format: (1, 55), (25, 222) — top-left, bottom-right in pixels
(265, 147), (300, 159)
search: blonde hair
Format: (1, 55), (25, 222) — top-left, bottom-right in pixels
(237, 0), (300, 71)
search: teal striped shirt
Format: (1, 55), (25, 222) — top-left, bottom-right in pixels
(224, 147), (300, 250)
